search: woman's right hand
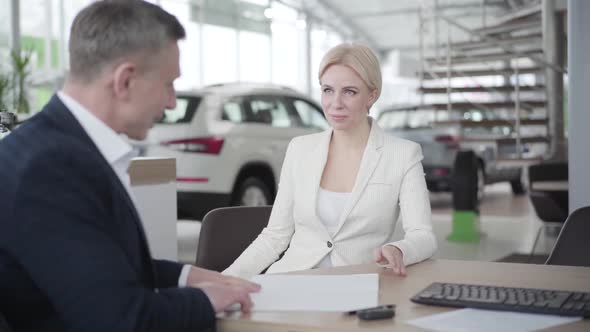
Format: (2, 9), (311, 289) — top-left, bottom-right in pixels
(374, 245), (407, 276)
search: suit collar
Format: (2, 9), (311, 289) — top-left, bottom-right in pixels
(365, 117), (385, 152)
(56, 91), (134, 166)
(43, 94), (96, 148)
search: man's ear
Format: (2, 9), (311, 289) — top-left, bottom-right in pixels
(112, 62), (136, 100)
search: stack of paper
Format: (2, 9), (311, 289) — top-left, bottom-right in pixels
(250, 273), (379, 312)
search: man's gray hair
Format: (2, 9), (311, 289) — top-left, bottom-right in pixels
(69, 0), (186, 81)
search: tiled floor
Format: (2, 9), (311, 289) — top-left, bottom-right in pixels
(176, 183), (557, 265)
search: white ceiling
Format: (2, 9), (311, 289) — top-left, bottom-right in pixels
(287, 0), (525, 56)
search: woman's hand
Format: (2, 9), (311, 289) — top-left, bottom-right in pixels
(374, 245), (406, 276)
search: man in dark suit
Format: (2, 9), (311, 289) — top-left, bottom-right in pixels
(0, 1), (259, 331)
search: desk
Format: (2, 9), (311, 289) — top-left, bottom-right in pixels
(218, 260), (590, 332)
(531, 181), (569, 191)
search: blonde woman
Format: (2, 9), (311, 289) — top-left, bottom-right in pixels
(224, 43), (436, 279)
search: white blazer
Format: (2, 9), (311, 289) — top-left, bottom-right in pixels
(224, 119), (437, 279)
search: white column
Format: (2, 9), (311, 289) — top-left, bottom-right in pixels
(45, 0), (53, 71)
(568, 0), (590, 211)
(305, 19), (312, 96)
(10, 0), (20, 53)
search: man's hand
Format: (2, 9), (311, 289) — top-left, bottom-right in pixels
(195, 282), (258, 313)
(187, 266), (260, 292)
(374, 245), (406, 276)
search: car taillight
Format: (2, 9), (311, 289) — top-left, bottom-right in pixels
(435, 135), (460, 149)
(160, 137), (224, 154)
(433, 168), (450, 176)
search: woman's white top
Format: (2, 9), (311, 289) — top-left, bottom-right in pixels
(315, 187), (351, 268)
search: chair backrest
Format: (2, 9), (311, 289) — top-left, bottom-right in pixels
(528, 162), (569, 223)
(196, 206), (272, 272)
(546, 206), (590, 267)
(529, 191), (568, 223)
(528, 162), (568, 182)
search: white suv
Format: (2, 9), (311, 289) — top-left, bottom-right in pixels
(144, 83), (329, 219)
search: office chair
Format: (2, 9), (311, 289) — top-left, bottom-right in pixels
(545, 206), (590, 267)
(528, 162), (568, 258)
(195, 206), (272, 272)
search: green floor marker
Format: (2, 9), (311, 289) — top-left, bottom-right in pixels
(447, 210), (481, 243)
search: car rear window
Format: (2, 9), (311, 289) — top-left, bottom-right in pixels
(158, 96), (201, 124)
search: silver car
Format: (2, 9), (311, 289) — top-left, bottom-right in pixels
(377, 106), (526, 202)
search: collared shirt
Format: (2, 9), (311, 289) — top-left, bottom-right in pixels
(57, 92), (191, 287)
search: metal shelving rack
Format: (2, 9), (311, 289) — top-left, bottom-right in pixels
(417, 0), (567, 164)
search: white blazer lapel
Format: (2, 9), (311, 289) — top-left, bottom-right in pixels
(334, 118), (384, 234)
(304, 129), (332, 222)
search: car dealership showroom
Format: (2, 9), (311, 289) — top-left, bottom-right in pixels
(1, 0), (590, 331)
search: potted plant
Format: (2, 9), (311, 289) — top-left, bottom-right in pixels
(10, 48), (33, 114)
(0, 48), (33, 139)
(0, 72), (9, 113)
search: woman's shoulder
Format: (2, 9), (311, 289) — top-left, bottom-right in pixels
(381, 131), (421, 151)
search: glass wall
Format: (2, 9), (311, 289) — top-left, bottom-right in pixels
(0, 0), (10, 51)
(310, 27), (343, 102)
(239, 30), (270, 83)
(202, 24), (238, 85)
(10, 0), (347, 113)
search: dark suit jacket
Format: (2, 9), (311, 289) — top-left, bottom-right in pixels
(0, 95), (215, 331)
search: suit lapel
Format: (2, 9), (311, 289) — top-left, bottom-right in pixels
(306, 129), (332, 229)
(334, 118), (384, 235)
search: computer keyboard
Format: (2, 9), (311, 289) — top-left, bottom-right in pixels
(411, 282), (590, 317)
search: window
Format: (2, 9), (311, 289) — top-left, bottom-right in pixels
(291, 99), (328, 130)
(202, 24), (237, 85)
(222, 99), (245, 123)
(247, 97), (293, 127)
(0, 0), (10, 50)
(159, 97), (200, 124)
(239, 31), (270, 83)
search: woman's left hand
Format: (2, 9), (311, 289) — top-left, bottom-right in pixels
(374, 245), (406, 276)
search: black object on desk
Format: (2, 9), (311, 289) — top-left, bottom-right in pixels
(411, 282), (590, 318)
(348, 304), (395, 320)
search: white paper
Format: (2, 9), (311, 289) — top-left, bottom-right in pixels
(249, 273), (378, 312)
(406, 308), (582, 332)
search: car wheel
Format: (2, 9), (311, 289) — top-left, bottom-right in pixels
(510, 179), (525, 195)
(476, 164), (485, 203)
(451, 151), (479, 211)
(233, 177), (272, 206)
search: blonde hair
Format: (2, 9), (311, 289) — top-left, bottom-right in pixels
(318, 43), (382, 101)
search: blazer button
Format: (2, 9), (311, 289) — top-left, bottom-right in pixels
(327, 241), (333, 248)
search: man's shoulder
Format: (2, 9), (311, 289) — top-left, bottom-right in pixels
(0, 110), (101, 177)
